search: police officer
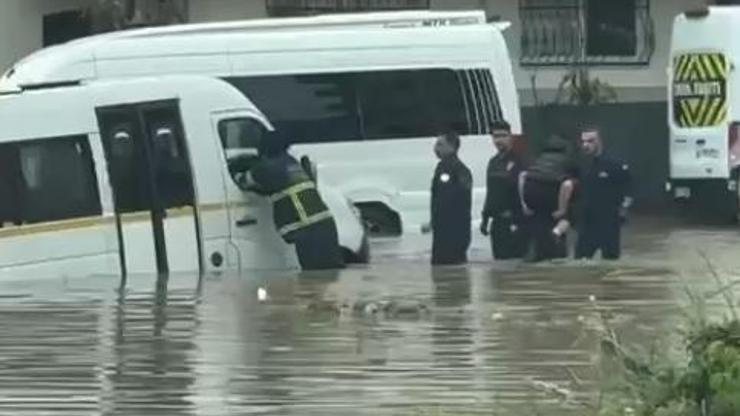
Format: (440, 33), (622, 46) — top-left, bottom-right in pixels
(480, 120), (527, 260)
(241, 131), (343, 271)
(575, 126), (632, 260)
(426, 131), (473, 266)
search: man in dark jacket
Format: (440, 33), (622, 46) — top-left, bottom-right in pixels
(480, 120), (527, 260)
(576, 126), (632, 260)
(520, 136), (579, 261)
(240, 131), (343, 271)
(427, 131), (473, 265)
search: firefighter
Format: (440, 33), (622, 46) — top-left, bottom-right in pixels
(576, 125), (632, 260)
(239, 130), (343, 271)
(425, 131), (473, 266)
(480, 120), (528, 260)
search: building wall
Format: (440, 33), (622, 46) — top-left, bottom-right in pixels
(447, 0), (705, 105)
(183, 0), (704, 104)
(189, 0), (267, 22)
(0, 0), (92, 73)
(0, 0), (708, 101)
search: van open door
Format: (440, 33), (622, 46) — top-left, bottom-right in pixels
(210, 111), (297, 270)
(96, 100), (204, 275)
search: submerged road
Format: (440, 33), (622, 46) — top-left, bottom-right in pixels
(0, 215), (738, 415)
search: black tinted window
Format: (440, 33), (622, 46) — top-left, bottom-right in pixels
(586, 0), (637, 57)
(225, 68), (476, 143)
(226, 74), (361, 144)
(358, 69), (470, 139)
(0, 136), (101, 225)
(142, 106), (194, 209)
(99, 104), (195, 214)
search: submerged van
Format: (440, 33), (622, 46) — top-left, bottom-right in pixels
(0, 10), (521, 237)
(0, 75), (366, 280)
(668, 6), (740, 220)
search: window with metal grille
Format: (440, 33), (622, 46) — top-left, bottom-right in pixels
(266, 0), (429, 16)
(519, 0), (654, 66)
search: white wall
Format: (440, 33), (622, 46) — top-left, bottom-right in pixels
(0, 0), (92, 73)
(189, 0), (267, 22)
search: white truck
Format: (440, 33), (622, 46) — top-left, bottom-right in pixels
(668, 6), (740, 221)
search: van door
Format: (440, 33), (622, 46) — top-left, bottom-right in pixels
(211, 112), (296, 270)
(96, 100), (203, 275)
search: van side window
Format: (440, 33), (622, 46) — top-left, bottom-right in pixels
(143, 107), (194, 209)
(358, 69), (470, 139)
(225, 75), (361, 144)
(217, 117), (268, 184)
(0, 135), (101, 226)
(98, 103), (196, 215)
(474, 69), (503, 129)
(225, 68), (483, 142)
(459, 71), (482, 134)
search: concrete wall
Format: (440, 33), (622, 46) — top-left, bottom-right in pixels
(0, 0), (92, 73)
(437, 0), (706, 105)
(189, 0), (267, 22)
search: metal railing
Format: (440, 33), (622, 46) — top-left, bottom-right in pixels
(519, 0), (654, 66)
(267, 0), (429, 16)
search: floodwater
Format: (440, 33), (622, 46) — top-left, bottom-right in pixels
(0, 216), (739, 415)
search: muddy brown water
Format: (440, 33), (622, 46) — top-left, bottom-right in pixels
(0, 216), (738, 415)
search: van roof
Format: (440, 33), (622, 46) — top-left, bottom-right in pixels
(1, 11), (506, 92)
(677, 5), (740, 23)
(672, 6), (740, 53)
(72, 10), (494, 41)
(0, 76), (254, 143)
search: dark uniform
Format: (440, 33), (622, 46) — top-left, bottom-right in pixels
(575, 155), (631, 260)
(431, 156), (473, 265)
(481, 151), (527, 259)
(249, 153), (343, 270)
(522, 143), (578, 261)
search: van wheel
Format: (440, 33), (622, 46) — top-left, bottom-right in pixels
(355, 202), (402, 237)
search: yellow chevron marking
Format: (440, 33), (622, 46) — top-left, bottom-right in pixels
(680, 100), (696, 127)
(711, 54), (727, 78)
(702, 98), (721, 126)
(713, 103), (728, 125)
(701, 55), (717, 79)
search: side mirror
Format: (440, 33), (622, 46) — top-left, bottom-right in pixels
(227, 153), (260, 177)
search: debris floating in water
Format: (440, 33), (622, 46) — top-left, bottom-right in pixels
(491, 312), (505, 321)
(257, 287), (268, 302)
